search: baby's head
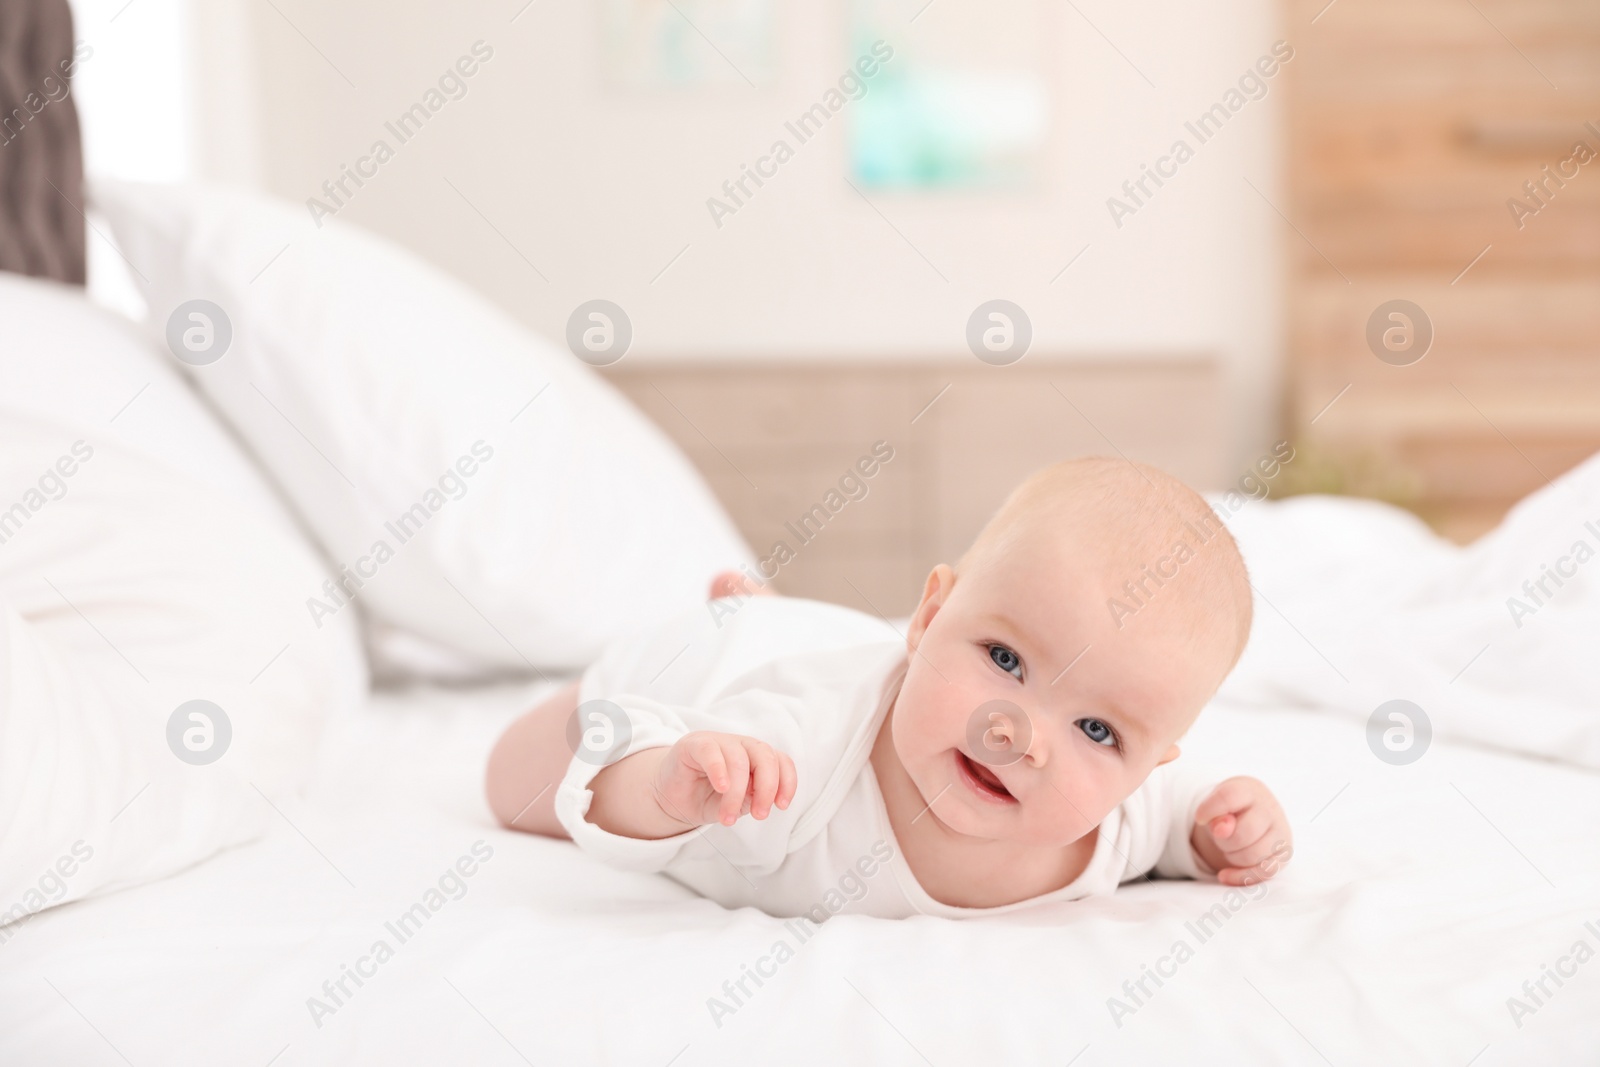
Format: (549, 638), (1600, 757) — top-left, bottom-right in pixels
(891, 457), (1252, 847)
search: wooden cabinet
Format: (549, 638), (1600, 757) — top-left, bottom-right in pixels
(605, 359), (1222, 616)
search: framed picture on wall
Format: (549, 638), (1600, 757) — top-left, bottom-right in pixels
(848, 0), (1049, 190)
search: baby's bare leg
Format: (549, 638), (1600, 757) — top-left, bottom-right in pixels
(485, 681), (579, 838)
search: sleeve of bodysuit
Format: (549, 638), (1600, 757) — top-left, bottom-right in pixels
(1113, 759), (1228, 884)
(551, 684), (836, 876)
(552, 598), (893, 878)
(1151, 760), (1225, 881)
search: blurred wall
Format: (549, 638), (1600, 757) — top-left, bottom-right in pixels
(194, 0), (1285, 474)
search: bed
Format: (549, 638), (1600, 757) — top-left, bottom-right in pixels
(2, 2), (1598, 1064)
(6, 670), (1600, 1064)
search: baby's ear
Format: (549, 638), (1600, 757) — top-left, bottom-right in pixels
(906, 564), (955, 651)
(1156, 743), (1181, 766)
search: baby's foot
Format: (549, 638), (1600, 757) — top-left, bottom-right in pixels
(709, 569), (773, 600)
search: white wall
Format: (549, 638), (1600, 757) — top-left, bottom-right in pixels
(213, 0), (1286, 469)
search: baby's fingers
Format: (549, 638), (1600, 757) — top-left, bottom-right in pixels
(747, 741), (780, 820)
(1217, 864), (1271, 887)
(776, 751), (798, 811)
(685, 734), (729, 793)
(1217, 840), (1294, 886)
(1206, 813), (1237, 843)
(718, 742), (750, 826)
(1194, 777), (1258, 828)
(1213, 806), (1273, 852)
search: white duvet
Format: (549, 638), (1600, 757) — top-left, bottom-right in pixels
(5, 470), (1600, 1065)
(1220, 449), (1600, 770)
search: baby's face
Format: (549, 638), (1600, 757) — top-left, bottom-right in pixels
(891, 532), (1238, 849)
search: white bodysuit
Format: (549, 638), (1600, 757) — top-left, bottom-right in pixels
(554, 597), (1223, 920)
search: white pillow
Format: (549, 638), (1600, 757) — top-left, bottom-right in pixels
(0, 272), (367, 924)
(91, 179), (755, 679)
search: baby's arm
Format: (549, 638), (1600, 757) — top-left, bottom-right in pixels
(485, 681), (798, 842)
(587, 732), (797, 839)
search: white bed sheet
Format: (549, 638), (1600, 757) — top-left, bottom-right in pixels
(3, 676), (1597, 1066)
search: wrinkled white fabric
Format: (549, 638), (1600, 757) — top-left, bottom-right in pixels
(1219, 451), (1600, 768)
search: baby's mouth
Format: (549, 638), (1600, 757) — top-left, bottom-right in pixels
(955, 750), (1016, 804)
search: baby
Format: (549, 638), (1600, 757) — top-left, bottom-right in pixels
(485, 457), (1292, 918)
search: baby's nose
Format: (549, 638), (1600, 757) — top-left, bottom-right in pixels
(968, 699), (1038, 767)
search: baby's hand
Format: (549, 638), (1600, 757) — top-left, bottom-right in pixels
(654, 731), (797, 829)
(1190, 776), (1293, 887)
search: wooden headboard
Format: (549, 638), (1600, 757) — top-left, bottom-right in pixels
(0, 0), (86, 285)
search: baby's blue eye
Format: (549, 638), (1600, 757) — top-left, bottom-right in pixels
(988, 644), (1023, 679)
(1077, 718), (1117, 748)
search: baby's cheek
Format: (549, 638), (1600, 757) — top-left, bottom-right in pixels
(1052, 773), (1118, 831)
(1041, 782), (1093, 834)
(893, 681), (961, 763)
(913, 676), (972, 740)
